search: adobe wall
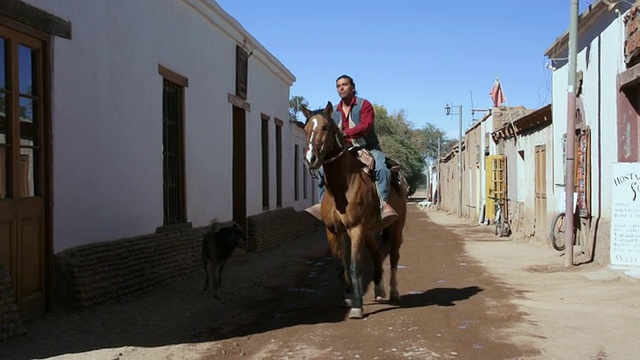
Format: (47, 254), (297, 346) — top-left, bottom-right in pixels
(54, 208), (319, 309)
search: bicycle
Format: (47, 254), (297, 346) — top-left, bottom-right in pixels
(549, 205), (579, 252)
(549, 212), (567, 251)
(492, 197), (510, 237)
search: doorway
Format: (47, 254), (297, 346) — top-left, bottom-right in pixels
(0, 24), (49, 319)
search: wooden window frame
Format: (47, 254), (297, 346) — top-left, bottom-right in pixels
(158, 65), (189, 230)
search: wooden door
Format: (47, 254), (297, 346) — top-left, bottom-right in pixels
(485, 155), (506, 222)
(535, 145), (547, 233)
(232, 106), (246, 228)
(0, 25), (48, 319)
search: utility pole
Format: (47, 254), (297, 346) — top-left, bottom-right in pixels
(457, 105), (463, 218)
(565, 0), (579, 267)
(444, 103), (464, 218)
(437, 137), (441, 207)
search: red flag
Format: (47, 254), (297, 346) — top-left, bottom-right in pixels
(489, 78), (507, 107)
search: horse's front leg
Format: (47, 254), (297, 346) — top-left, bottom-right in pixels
(347, 226), (365, 319)
(326, 229), (352, 307)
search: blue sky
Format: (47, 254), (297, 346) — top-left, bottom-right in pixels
(216, 0), (591, 139)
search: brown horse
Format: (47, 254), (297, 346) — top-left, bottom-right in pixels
(301, 101), (407, 319)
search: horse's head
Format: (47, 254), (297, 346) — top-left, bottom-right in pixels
(300, 101), (345, 170)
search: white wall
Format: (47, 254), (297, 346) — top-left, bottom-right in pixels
(550, 10), (624, 220)
(289, 123), (318, 210)
(25, 0), (299, 251)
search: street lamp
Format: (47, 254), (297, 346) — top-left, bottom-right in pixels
(445, 102), (463, 218)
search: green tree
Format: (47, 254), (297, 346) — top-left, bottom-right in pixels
(289, 95), (308, 122)
(374, 105), (422, 195)
(373, 104), (452, 196)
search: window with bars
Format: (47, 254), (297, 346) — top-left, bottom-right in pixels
(159, 65), (187, 226)
(294, 144), (299, 201)
(275, 119), (282, 208)
(301, 144), (309, 199)
(303, 150), (308, 199)
(261, 114), (269, 210)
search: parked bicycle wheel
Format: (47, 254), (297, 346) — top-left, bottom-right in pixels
(549, 212), (566, 251)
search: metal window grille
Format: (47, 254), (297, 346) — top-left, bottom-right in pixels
(162, 79), (186, 225)
(261, 116), (269, 209)
(303, 151), (308, 199)
(275, 123), (282, 208)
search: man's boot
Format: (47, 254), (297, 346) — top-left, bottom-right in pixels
(380, 202), (399, 229)
(305, 203), (322, 220)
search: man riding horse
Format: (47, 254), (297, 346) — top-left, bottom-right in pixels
(305, 75), (398, 227)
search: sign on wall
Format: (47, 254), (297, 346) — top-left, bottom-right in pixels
(610, 162), (640, 266)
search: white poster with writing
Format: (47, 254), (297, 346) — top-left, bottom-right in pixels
(611, 163), (640, 266)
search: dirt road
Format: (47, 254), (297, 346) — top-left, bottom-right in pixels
(1, 199), (639, 360)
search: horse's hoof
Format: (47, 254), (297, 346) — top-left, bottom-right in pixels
(390, 290), (400, 302)
(374, 284), (387, 301)
(349, 308), (363, 319)
(341, 298), (352, 308)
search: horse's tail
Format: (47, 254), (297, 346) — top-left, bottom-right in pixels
(385, 157), (410, 197)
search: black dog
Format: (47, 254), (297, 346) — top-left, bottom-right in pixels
(201, 222), (246, 299)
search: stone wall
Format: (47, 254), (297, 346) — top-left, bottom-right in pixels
(0, 265), (25, 342)
(54, 208), (318, 309)
(55, 227), (206, 308)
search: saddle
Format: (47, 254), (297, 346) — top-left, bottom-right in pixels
(349, 148), (409, 196)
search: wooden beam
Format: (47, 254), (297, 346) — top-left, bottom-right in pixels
(0, 0), (71, 39)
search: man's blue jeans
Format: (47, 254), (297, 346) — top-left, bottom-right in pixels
(317, 149), (390, 203)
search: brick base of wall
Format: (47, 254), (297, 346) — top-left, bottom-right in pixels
(54, 208), (319, 309)
(247, 207), (319, 252)
(0, 265), (25, 342)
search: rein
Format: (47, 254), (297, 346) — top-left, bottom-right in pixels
(322, 133), (347, 164)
